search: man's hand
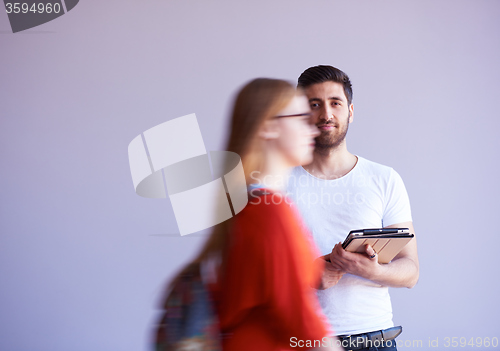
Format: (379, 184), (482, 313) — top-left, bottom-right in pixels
(314, 255), (345, 290)
(327, 222), (420, 288)
(328, 242), (380, 281)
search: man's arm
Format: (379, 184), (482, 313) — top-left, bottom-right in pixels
(328, 221), (419, 288)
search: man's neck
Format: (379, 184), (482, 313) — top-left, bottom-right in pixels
(303, 143), (357, 180)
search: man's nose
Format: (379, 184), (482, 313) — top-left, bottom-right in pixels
(319, 106), (333, 121)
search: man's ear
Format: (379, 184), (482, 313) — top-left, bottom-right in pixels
(348, 103), (354, 123)
(258, 119), (280, 140)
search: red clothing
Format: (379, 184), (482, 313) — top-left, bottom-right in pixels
(216, 191), (329, 351)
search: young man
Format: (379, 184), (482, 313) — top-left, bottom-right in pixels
(286, 66), (419, 351)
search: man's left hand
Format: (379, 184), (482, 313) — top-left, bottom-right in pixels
(328, 242), (381, 281)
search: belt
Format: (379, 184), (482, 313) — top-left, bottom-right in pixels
(338, 326), (402, 351)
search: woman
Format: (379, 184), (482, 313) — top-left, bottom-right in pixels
(161, 79), (340, 351)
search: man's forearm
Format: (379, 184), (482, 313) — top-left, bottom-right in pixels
(328, 222), (419, 288)
(368, 222), (419, 288)
(370, 256), (419, 288)
(328, 238), (419, 288)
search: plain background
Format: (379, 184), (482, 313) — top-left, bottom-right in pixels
(1, 1), (499, 350)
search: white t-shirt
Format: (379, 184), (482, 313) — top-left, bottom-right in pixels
(286, 156), (412, 336)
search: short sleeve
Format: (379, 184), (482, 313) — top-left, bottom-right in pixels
(383, 169), (412, 227)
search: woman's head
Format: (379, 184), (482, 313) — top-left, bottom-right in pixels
(226, 78), (318, 180)
(269, 93), (319, 168)
(173, 78), (318, 279)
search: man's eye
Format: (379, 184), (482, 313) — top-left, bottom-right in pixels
(310, 103), (320, 109)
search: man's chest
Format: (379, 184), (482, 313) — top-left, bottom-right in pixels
(288, 184), (387, 254)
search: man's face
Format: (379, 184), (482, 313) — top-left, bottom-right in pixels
(304, 81), (353, 150)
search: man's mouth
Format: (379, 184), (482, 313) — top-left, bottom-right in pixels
(317, 124), (336, 130)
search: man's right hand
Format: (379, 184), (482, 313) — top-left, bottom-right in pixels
(315, 255), (345, 290)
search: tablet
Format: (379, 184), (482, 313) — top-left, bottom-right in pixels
(342, 228), (414, 264)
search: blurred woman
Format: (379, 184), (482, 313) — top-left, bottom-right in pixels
(161, 78), (340, 351)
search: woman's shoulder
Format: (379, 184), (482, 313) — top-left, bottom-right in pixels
(232, 189), (303, 246)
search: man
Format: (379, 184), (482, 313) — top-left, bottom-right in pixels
(286, 65), (419, 351)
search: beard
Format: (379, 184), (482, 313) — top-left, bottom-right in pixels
(314, 120), (349, 150)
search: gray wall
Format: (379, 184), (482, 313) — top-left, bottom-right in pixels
(1, 1), (499, 350)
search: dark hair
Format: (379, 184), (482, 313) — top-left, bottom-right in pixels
(297, 65), (353, 105)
